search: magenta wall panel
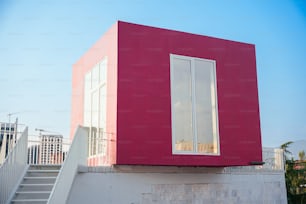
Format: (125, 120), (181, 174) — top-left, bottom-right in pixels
(116, 21), (262, 166)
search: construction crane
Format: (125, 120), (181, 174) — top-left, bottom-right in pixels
(7, 112), (21, 124)
(35, 128), (61, 136)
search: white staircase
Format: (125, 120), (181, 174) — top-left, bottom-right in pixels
(10, 165), (61, 204)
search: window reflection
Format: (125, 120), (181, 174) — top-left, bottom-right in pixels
(83, 58), (108, 156)
(172, 58), (193, 151)
(171, 54), (219, 155)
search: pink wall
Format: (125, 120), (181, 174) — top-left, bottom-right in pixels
(116, 21), (262, 166)
(71, 22), (118, 165)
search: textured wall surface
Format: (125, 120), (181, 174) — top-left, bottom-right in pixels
(67, 166), (286, 204)
(117, 21), (262, 166)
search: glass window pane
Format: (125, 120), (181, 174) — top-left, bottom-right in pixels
(99, 86), (106, 129)
(97, 129), (104, 154)
(194, 59), (218, 154)
(92, 64), (99, 87)
(84, 57), (108, 157)
(171, 54), (219, 155)
(172, 58), (193, 152)
(90, 126), (97, 156)
(99, 59), (107, 84)
(91, 90), (99, 128)
(99, 86), (106, 156)
(83, 72), (91, 126)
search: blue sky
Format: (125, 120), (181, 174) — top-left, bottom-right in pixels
(0, 0), (305, 147)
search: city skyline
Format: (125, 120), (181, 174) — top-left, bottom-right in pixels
(0, 0), (305, 147)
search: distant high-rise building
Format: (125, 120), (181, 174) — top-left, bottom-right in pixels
(27, 144), (40, 164)
(0, 120), (18, 164)
(39, 134), (63, 164)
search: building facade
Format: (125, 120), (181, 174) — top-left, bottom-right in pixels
(39, 134), (63, 164)
(27, 134), (70, 165)
(0, 120), (18, 164)
(71, 21), (262, 167)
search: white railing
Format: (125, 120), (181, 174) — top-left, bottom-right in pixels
(27, 136), (71, 165)
(48, 126), (88, 204)
(87, 130), (115, 166)
(0, 127), (28, 204)
(224, 147), (284, 173)
(261, 147), (284, 170)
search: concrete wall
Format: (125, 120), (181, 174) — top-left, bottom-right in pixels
(67, 166), (287, 204)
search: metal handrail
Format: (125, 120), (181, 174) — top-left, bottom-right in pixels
(27, 136), (71, 165)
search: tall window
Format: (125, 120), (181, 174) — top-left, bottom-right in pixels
(170, 54), (220, 155)
(84, 57), (107, 156)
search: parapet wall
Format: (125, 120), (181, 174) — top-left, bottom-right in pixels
(67, 165), (287, 204)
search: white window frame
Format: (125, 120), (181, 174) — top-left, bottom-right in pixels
(170, 54), (220, 156)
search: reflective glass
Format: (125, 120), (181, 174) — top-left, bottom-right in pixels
(84, 72), (91, 126)
(99, 86), (106, 129)
(194, 60), (216, 153)
(171, 54), (219, 155)
(84, 58), (108, 157)
(92, 64), (99, 88)
(91, 90), (99, 128)
(172, 58), (193, 151)
(99, 59), (107, 84)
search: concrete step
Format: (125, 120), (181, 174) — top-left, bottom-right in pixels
(11, 198), (48, 204)
(13, 191), (51, 200)
(25, 170), (59, 177)
(28, 165), (61, 171)
(21, 177), (57, 184)
(17, 184), (54, 192)
(27, 169), (59, 173)
(23, 176), (57, 179)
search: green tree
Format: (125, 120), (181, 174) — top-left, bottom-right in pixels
(298, 150), (305, 161)
(284, 146), (306, 204)
(280, 141), (293, 161)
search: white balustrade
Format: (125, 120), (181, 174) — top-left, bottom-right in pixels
(0, 127), (28, 204)
(224, 148), (284, 173)
(48, 126), (88, 204)
(27, 135), (71, 165)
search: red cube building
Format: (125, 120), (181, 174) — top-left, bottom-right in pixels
(71, 21), (262, 167)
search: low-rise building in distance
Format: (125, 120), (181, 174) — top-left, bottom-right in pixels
(0, 120), (18, 164)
